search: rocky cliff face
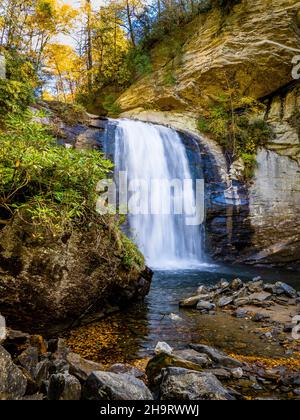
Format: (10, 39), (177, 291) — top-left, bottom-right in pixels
(118, 0), (300, 113)
(118, 0), (300, 268)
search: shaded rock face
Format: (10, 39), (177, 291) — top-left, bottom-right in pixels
(246, 84), (300, 267)
(118, 0), (300, 113)
(0, 345), (27, 400)
(0, 217), (151, 334)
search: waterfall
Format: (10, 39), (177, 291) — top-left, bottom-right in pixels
(114, 119), (204, 270)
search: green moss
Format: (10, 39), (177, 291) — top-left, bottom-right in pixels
(102, 94), (122, 118)
(120, 232), (145, 271)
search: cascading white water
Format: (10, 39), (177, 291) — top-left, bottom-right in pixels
(114, 119), (204, 270)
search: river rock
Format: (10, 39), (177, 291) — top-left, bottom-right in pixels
(84, 371), (153, 400)
(247, 281), (264, 293)
(66, 352), (104, 382)
(189, 344), (243, 368)
(59, 373), (81, 400)
(0, 345), (27, 400)
(217, 296), (234, 308)
(108, 364), (145, 379)
(146, 353), (205, 387)
(230, 279), (243, 291)
(155, 342), (173, 355)
(159, 367), (236, 400)
(47, 373), (81, 400)
(196, 301), (216, 312)
(172, 350), (211, 368)
(34, 360), (52, 387)
(18, 346), (39, 377)
(274, 282), (297, 298)
(179, 295), (201, 307)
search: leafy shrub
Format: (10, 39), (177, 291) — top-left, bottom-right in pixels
(163, 70), (177, 86)
(126, 48), (152, 81)
(0, 111), (113, 237)
(102, 94), (122, 118)
(197, 94), (273, 180)
(0, 50), (37, 117)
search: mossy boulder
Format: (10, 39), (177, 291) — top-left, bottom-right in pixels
(0, 215), (151, 334)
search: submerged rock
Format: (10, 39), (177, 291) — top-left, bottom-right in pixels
(189, 344), (243, 369)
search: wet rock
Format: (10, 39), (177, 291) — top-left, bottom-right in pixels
(67, 352), (104, 382)
(146, 353), (204, 387)
(231, 368), (244, 379)
(252, 313), (270, 322)
(0, 345), (27, 400)
(189, 344), (243, 368)
(197, 286), (208, 295)
(274, 282), (297, 298)
(108, 364), (144, 379)
(84, 371), (153, 400)
(235, 309), (249, 319)
(159, 367), (236, 400)
(230, 279), (243, 291)
(47, 374), (65, 400)
(217, 280), (230, 290)
(196, 301), (216, 312)
(234, 297), (250, 307)
(155, 342), (173, 355)
(264, 283), (277, 294)
(51, 359), (69, 374)
(48, 373), (81, 400)
(172, 350), (211, 368)
(248, 292), (272, 303)
(294, 389), (300, 396)
(60, 373), (81, 401)
(204, 368), (231, 380)
(246, 280), (264, 293)
(18, 346), (39, 377)
(34, 360), (52, 387)
(217, 296), (234, 308)
(179, 295), (201, 308)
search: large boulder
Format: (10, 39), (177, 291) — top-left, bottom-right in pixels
(0, 216), (152, 334)
(0, 345), (27, 400)
(84, 371), (153, 400)
(159, 367), (236, 400)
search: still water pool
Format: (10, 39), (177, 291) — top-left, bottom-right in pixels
(66, 264), (300, 365)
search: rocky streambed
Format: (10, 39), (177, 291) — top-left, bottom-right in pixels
(1, 319), (300, 400)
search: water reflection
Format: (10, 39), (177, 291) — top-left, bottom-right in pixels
(66, 264), (300, 364)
